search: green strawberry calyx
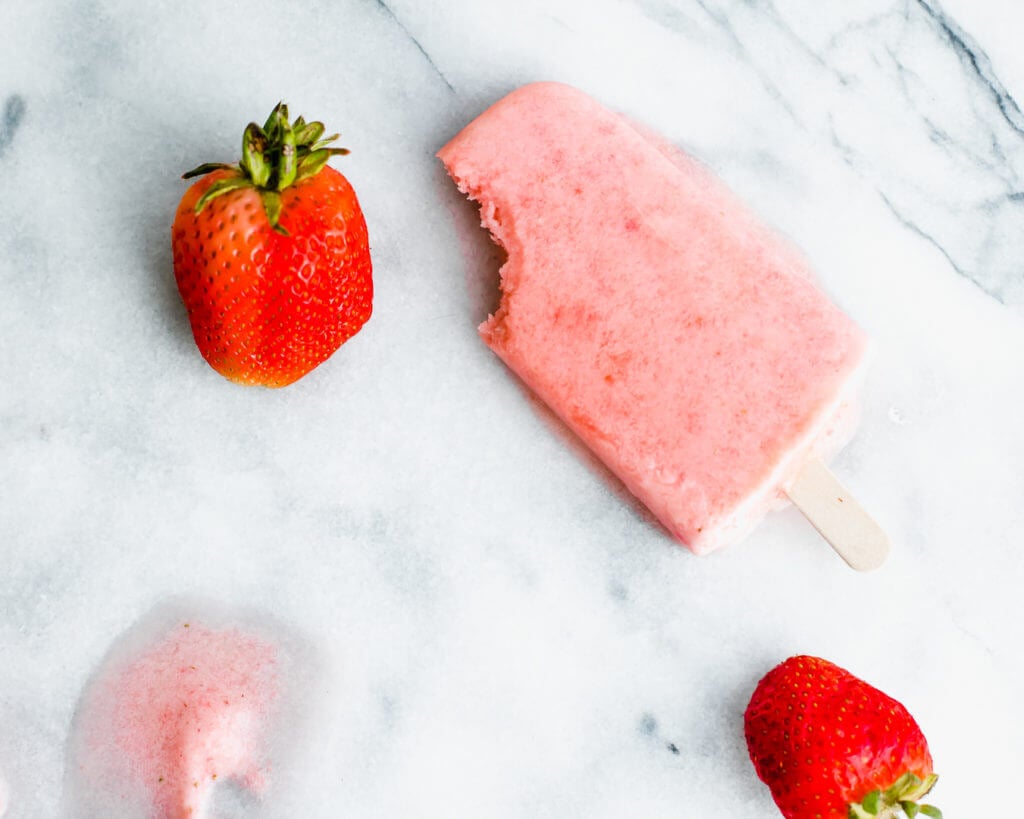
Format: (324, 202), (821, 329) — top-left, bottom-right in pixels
(849, 772), (941, 819)
(181, 102), (349, 235)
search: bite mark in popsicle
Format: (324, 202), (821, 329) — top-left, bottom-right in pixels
(67, 611), (286, 817)
(439, 82), (886, 566)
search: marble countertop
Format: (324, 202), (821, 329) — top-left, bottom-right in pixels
(2, 0), (1022, 815)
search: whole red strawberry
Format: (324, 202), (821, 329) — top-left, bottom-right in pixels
(744, 656), (941, 819)
(171, 103), (372, 387)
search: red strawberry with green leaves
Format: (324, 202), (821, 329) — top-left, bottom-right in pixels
(171, 103), (372, 387)
(744, 655), (941, 819)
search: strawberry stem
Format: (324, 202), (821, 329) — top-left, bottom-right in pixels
(181, 103), (349, 229)
(181, 162), (236, 180)
(848, 773), (940, 819)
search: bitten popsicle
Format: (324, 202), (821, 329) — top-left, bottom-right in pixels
(439, 82), (886, 569)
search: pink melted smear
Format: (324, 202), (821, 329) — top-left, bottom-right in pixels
(80, 621), (280, 818)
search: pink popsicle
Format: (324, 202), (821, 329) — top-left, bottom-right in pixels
(440, 82), (869, 556)
(71, 617), (281, 817)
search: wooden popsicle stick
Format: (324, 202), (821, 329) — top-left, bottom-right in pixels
(785, 459), (889, 571)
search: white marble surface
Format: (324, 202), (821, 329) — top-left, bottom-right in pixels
(1, 0), (1022, 815)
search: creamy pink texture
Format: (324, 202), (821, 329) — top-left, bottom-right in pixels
(75, 621), (279, 818)
(439, 82), (868, 554)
